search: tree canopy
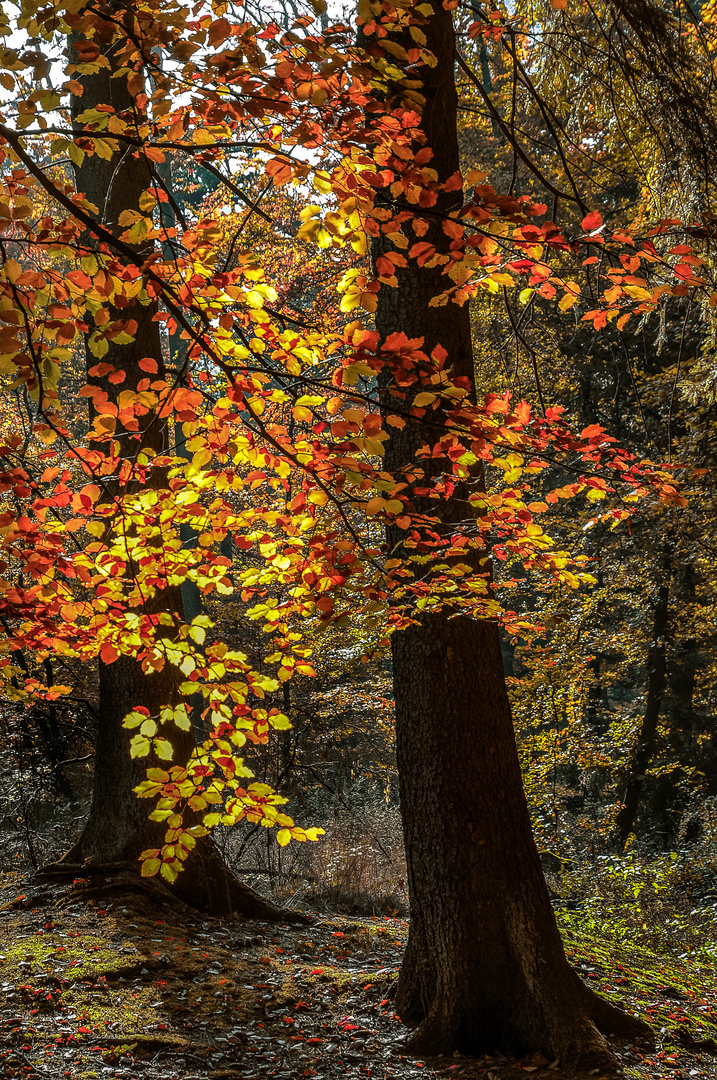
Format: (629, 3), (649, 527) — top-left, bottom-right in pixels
(0, 0), (717, 1069)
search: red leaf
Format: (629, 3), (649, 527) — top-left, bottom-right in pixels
(581, 211), (603, 232)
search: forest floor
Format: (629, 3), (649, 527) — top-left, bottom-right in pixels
(1, 870), (716, 1080)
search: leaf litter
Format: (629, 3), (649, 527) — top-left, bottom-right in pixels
(1, 870), (716, 1080)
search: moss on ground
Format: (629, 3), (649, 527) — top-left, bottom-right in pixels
(1, 872), (717, 1080)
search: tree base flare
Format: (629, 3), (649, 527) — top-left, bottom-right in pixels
(398, 964), (652, 1076)
(37, 844), (308, 922)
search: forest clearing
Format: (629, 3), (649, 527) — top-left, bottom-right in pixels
(2, 867), (717, 1080)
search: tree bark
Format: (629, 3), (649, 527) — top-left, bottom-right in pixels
(368, 1), (651, 1065)
(613, 550), (671, 848)
(40, 7), (291, 921)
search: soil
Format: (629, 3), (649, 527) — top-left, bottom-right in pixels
(0, 870), (715, 1080)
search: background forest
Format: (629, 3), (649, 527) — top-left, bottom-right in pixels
(1, 0), (717, 1075)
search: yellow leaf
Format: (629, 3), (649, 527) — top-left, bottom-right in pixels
(276, 828), (291, 847)
(313, 171), (331, 193)
(174, 705), (192, 730)
(624, 285), (652, 301)
(92, 138), (115, 160)
(179, 655), (196, 676)
(269, 713), (292, 730)
(139, 189), (157, 212)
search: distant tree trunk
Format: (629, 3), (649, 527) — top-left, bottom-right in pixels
(668, 561), (697, 731)
(613, 550), (671, 848)
(370, 4), (650, 1065)
(42, 13), (288, 920)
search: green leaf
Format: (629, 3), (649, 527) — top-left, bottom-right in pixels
(154, 738), (174, 761)
(173, 705), (191, 731)
(160, 704), (191, 730)
(146, 768), (170, 783)
(123, 710), (149, 729)
(130, 734), (151, 758)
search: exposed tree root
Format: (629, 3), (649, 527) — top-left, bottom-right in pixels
(676, 1029), (717, 1054)
(581, 976), (654, 1043)
(46, 869), (197, 913)
(36, 861), (136, 880)
(37, 847), (308, 923)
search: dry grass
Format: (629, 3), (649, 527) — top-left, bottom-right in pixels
(220, 805), (408, 916)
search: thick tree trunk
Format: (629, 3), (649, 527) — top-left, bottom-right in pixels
(40, 8), (290, 921)
(393, 617), (647, 1064)
(51, 656), (282, 917)
(368, 1), (650, 1066)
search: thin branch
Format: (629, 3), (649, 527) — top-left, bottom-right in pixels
(197, 158), (273, 224)
(455, 51), (585, 209)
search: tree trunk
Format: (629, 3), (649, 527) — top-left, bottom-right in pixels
(368, 2), (651, 1065)
(393, 618), (645, 1064)
(613, 550), (671, 848)
(41, 8), (290, 921)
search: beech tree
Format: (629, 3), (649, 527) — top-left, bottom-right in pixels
(39, 21), (286, 917)
(360, 0), (654, 1067)
(0, 0), (335, 914)
(0, 0), (709, 1065)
